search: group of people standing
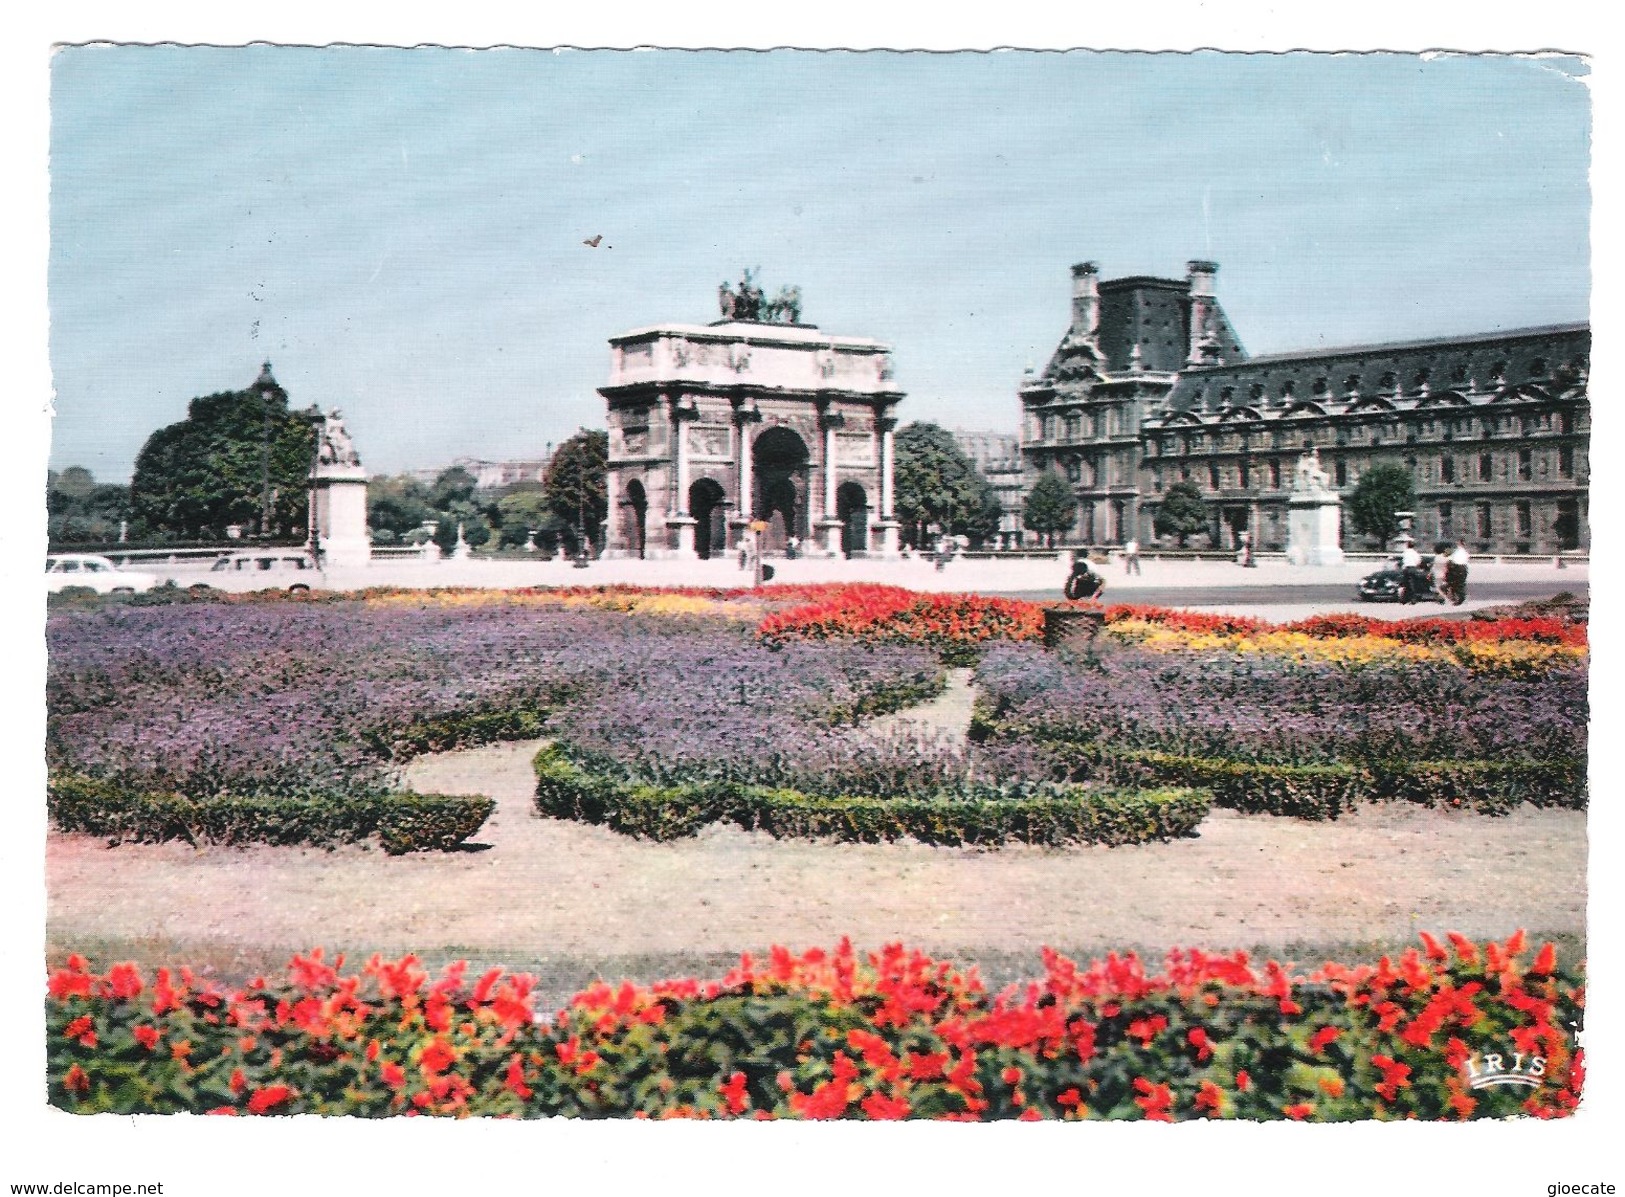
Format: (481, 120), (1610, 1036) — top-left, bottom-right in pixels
(1398, 539), (1471, 605)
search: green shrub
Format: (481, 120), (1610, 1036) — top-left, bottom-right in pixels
(366, 705), (553, 761)
(47, 772), (494, 854)
(1030, 740), (1585, 820)
(532, 744), (1208, 846)
(1366, 758), (1586, 814)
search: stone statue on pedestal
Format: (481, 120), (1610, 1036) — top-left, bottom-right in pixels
(1293, 446), (1332, 495)
(317, 410), (362, 468)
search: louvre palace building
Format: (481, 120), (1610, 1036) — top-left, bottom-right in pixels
(1019, 261), (1590, 555)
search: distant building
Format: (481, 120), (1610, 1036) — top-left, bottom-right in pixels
(951, 428), (1026, 548)
(1020, 260), (1589, 554)
(406, 453), (554, 490)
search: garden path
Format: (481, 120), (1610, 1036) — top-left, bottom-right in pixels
(860, 667), (977, 748)
(47, 730), (1585, 983)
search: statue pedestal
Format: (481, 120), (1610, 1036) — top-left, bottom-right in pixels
(310, 464), (371, 569)
(1285, 494), (1345, 566)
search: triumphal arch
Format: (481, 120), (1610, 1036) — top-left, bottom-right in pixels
(599, 274), (904, 559)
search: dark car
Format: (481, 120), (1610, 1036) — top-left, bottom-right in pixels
(1357, 567), (1444, 604)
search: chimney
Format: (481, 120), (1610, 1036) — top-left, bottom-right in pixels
(1070, 262), (1101, 345)
(1186, 260), (1219, 367)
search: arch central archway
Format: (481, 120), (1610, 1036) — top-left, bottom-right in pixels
(752, 426), (810, 554)
(688, 478), (727, 560)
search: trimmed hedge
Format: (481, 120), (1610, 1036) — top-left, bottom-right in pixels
(1026, 739), (1586, 819)
(532, 744), (1209, 847)
(47, 772), (494, 854)
(365, 705), (554, 761)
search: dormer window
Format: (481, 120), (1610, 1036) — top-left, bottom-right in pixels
(1529, 357), (1547, 377)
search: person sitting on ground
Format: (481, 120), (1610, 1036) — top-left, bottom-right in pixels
(1064, 555), (1105, 601)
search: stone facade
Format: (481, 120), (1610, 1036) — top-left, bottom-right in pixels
(599, 319), (904, 559)
(1020, 261), (1590, 555)
(952, 429), (1027, 548)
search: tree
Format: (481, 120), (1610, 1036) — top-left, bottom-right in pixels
(892, 422), (1002, 547)
(543, 429), (608, 552)
(430, 466), (477, 510)
(1023, 470), (1077, 547)
(47, 467), (131, 544)
(367, 474), (437, 541)
(1347, 462), (1416, 545)
(486, 488), (553, 548)
(1152, 480), (1209, 547)
(130, 365), (319, 541)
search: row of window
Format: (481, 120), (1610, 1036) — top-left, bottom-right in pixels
(1187, 355), (1582, 407)
(1145, 444), (1579, 495)
(1143, 409), (1581, 455)
(1032, 410), (1134, 440)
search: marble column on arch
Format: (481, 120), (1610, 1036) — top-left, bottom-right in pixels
(732, 398), (760, 548)
(668, 393), (698, 558)
(817, 404), (845, 557)
(875, 410), (901, 557)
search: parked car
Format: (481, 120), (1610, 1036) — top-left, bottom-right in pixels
(1357, 566), (1445, 604)
(46, 553), (160, 595)
(199, 550), (325, 594)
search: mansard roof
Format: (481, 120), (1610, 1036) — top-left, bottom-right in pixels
(1037, 270), (1249, 385)
(1159, 323), (1589, 419)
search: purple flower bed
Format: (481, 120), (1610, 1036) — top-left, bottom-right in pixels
(973, 642), (1587, 767)
(46, 601), (944, 801)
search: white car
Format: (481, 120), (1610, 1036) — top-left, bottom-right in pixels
(46, 553), (160, 595)
(202, 549), (325, 594)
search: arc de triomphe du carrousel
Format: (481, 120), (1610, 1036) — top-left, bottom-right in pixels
(599, 273), (904, 560)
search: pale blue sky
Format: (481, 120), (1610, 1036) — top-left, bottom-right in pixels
(49, 48), (1590, 480)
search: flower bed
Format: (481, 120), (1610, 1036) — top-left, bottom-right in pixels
(971, 640), (1586, 817)
(47, 600), (944, 849)
(532, 744), (1209, 846)
(47, 932), (1582, 1120)
(753, 588), (1587, 670)
(759, 586), (1044, 665)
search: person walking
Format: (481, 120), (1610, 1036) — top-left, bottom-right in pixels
(1431, 543), (1451, 597)
(1123, 538), (1141, 575)
(1446, 540), (1471, 605)
(1398, 540), (1426, 603)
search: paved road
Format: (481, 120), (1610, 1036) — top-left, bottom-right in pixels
(992, 578), (1589, 607)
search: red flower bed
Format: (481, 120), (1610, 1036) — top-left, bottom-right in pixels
(759, 586), (1045, 660)
(48, 932), (1581, 1120)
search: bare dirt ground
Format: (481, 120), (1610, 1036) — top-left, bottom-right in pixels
(47, 719), (1587, 996)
